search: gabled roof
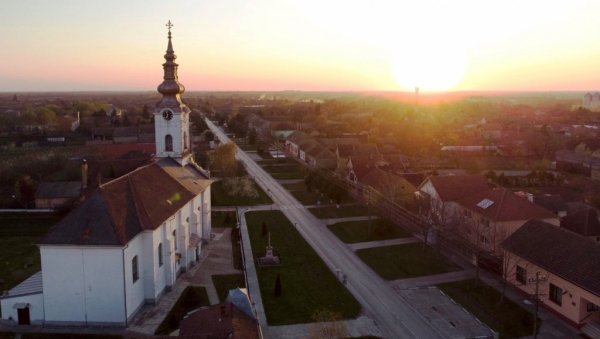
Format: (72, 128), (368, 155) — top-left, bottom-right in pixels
(35, 181), (81, 199)
(458, 187), (556, 222)
(502, 219), (600, 296)
(419, 175), (491, 202)
(286, 130), (310, 144)
(561, 208), (600, 237)
(40, 158), (210, 246)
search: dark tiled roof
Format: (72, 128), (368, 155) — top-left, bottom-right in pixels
(532, 194), (567, 215)
(179, 303), (259, 339)
(561, 208), (600, 237)
(458, 187), (557, 222)
(421, 175), (491, 202)
(35, 181), (81, 199)
(502, 219), (600, 296)
(40, 158), (210, 246)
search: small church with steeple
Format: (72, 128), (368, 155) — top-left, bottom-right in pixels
(0, 22), (212, 327)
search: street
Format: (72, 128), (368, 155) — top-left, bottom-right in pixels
(207, 119), (443, 338)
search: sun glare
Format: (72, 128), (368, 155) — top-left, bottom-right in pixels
(391, 43), (467, 92)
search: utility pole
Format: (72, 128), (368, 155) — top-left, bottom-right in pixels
(534, 271), (540, 339)
(531, 271), (547, 339)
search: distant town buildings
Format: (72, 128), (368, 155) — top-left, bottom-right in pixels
(582, 92), (600, 111)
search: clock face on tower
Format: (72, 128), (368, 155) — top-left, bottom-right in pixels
(162, 109), (173, 121)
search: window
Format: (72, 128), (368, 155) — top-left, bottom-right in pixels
(184, 132), (188, 150)
(549, 283), (562, 306)
(480, 235), (490, 245)
(158, 243), (163, 267)
(165, 134), (173, 152)
(132, 256), (139, 283)
(516, 265), (527, 284)
(173, 230), (177, 250)
(587, 302), (599, 312)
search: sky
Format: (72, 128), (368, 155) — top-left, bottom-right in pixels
(2, 0), (600, 92)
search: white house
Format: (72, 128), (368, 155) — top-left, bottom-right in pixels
(1, 24), (212, 327)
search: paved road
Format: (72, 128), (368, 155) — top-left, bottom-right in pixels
(207, 119), (443, 339)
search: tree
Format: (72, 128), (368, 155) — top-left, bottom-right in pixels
(308, 309), (348, 339)
(261, 221), (268, 236)
(274, 273), (282, 296)
(222, 177), (258, 198)
(14, 175), (36, 208)
(210, 143), (237, 177)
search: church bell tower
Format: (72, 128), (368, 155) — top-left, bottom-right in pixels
(154, 20), (192, 165)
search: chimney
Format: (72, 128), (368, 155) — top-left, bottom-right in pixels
(81, 159), (88, 189)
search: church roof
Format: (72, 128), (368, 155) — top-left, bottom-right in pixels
(39, 157), (210, 246)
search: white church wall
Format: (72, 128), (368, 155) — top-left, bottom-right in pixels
(154, 225), (168, 299)
(201, 188), (212, 240)
(0, 293), (44, 324)
(141, 231), (156, 302)
(41, 246), (125, 325)
(154, 113), (183, 158)
(123, 233), (146, 321)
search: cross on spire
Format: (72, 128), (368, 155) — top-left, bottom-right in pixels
(166, 20), (173, 37)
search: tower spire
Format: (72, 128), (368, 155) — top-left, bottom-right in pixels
(157, 20), (186, 109)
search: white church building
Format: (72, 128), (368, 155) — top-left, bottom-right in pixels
(1, 23), (212, 327)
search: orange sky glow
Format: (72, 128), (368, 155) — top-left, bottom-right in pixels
(2, 1), (600, 92)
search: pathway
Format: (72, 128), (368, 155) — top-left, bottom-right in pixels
(348, 237), (420, 251)
(389, 270), (475, 290)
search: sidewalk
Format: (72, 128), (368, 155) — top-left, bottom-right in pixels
(348, 237), (419, 251)
(389, 270), (474, 290)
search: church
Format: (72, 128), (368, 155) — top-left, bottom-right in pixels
(0, 23), (212, 327)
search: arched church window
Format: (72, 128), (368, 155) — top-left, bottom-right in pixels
(184, 132), (188, 150)
(165, 134), (173, 152)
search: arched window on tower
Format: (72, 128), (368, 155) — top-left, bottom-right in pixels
(184, 132), (188, 151)
(165, 134), (173, 152)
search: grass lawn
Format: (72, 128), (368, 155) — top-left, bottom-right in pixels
(271, 171), (307, 180)
(155, 286), (210, 335)
(212, 274), (246, 303)
(328, 219), (411, 243)
(356, 243), (460, 280)
(211, 179), (273, 206)
(211, 211), (237, 228)
(261, 164), (303, 173)
(438, 279), (538, 338)
(246, 210), (360, 325)
(238, 144), (257, 151)
(0, 213), (60, 290)
(231, 228), (243, 269)
(281, 182), (306, 191)
(256, 159), (292, 165)
(309, 205), (370, 219)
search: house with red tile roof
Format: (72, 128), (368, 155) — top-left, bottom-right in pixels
(502, 220), (600, 332)
(455, 187), (558, 255)
(0, 27), (212, 327)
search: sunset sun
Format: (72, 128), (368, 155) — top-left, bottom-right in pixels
(391, 42), (467, 92)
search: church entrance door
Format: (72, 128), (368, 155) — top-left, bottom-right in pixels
(17, 307), (30, 325)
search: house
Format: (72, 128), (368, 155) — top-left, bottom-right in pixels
(561, 208), (600, 242)
(179, 288), (260, 339)
(34, 181), (82, 209)
(0, 27), (212, 327)
(415, 174), (492, 223)
(501, 220), (600, 330)
(360, 168), (417, 205)
(455, 187), (559, 255)
(531, 194), (568, 217)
